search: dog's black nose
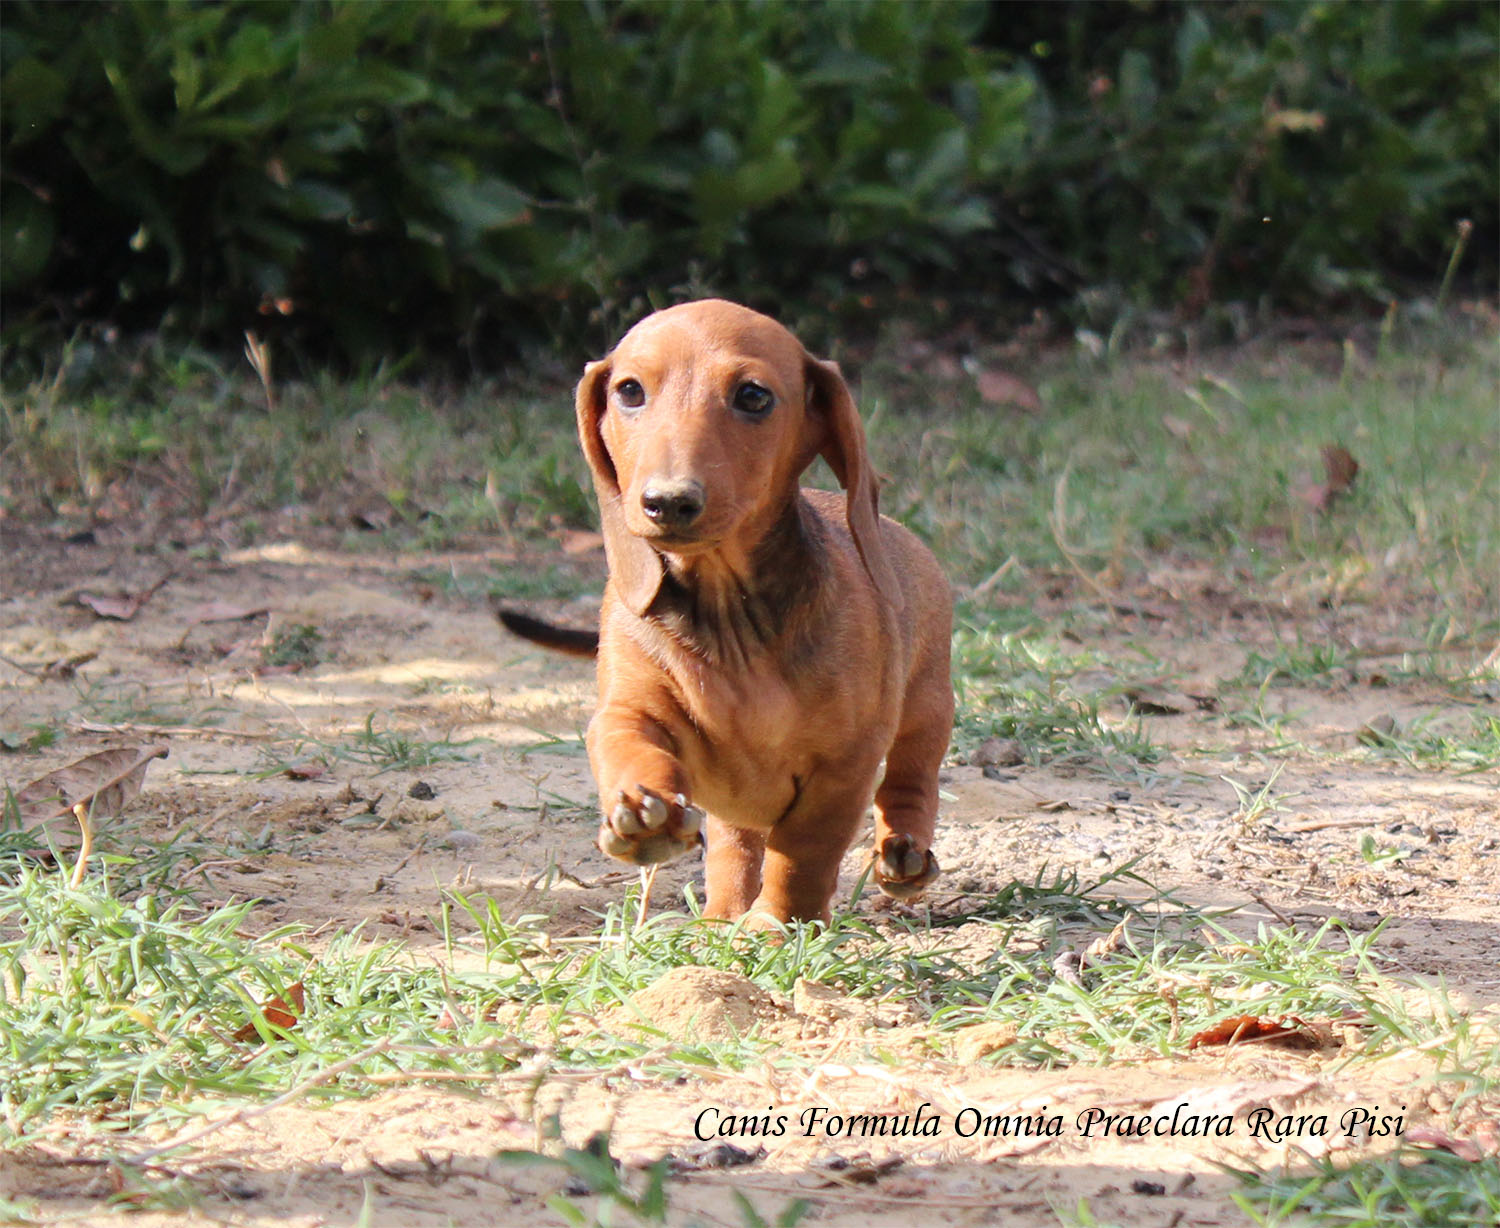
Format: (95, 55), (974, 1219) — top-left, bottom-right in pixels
(640, 479), (705, 530)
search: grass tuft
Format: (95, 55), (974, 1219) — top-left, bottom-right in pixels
(1230, 1147), (1500, 1228)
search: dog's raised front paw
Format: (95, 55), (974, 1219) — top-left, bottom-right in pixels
(597, 785), (704, 865)
(873, 833), (940, 900)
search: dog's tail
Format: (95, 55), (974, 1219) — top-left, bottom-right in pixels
(496, 608), (600, 658)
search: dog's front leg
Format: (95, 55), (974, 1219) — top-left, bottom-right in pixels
(745, 773), (880, 925)
(702, 817), (766, 920)
(587, 706), (704, 865)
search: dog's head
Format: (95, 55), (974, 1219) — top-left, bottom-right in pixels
(575, 299), (898, 616)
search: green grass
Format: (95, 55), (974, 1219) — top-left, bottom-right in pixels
(0, 851), (1467, 1142)
(262, 622), (323, 670)
(951, 613), (1166, 773)
(5, 322), (1495, 623)
(410, 558), (601, 604)
(251, 712), (483, 777)
(1231, 1148), (1500, 1227)
(1359, 711), (1500, 772)
(866, 329), (1498, 614)
(0, 346), (593, 550)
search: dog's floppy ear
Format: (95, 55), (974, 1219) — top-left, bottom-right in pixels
(575, 359), (664, 616)
(804, 356), (903, 610)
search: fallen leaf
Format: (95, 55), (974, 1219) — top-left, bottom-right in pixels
(11, 745), (169, 832)
(72, 574), (171, 621)
(1404, 1125), (1485, 1162)
(1322, 444), (1359, 493)
(350, 497), (395, 531)
(1186, 1014), (1335, 1051)
(976, 369), (1043, 414)
(1298, 444), (1359, 512)
(1161, 413), (1194, 440)
(1357, 714), (1400, 746)
(283, 760), (326, 781)
(815, 1154), (904, 1186)
(1123, 687), (1188, 716)
(234, 981), (305, 1041)
(1083, 919), (1130, 965)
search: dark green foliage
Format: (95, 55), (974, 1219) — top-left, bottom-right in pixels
(1, 1), (1493, 365)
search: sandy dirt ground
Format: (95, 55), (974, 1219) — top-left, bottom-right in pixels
(1, 518), (1496, 1226)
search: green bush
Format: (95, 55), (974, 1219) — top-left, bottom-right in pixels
(1, 0), (1493, 365)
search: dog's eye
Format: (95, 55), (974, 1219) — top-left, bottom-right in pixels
(732, 382), (774, 416)
(615, 379), (646, 410)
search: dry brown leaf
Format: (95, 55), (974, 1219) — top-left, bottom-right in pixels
(234, 981), (305, 1042)
(73, 574), (171, 621)
(1299, 444), (1360, 512)
(283, 760), (326, 781)
(1322, 444), (1359, 494)
(1161, 412), (1194, 440)
(976, 369), (1043, 414)
(349, 497), (395, 531)
(815, 1155), (904, 1186)
(1123, 687), (1188, 716)
(1186, 1014), (1335, 1051)
(1404, 1125), (1486, 1162)
(1083, 919), (1130, 965)
(12, 745), (169, 832)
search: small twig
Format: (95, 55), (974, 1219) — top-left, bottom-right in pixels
(1287, 816), (1385, 834)
(1250, 893), (1294, 928)
(971, 554), (1020, 597)
(67, 719), (274, 740)
(0, 652), (44, 677)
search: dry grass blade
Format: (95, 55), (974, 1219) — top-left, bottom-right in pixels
(244, 330), (275, 412)
(12, 744), (170, 833)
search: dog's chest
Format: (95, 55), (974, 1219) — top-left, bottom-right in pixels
(673, 655), (873, 823)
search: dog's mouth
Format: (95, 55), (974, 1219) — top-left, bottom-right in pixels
(638, 529), (719, 555)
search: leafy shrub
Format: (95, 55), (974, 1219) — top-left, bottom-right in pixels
(1, 0), (1493, 366)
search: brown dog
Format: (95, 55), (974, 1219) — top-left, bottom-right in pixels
(502, 300), (952, 925)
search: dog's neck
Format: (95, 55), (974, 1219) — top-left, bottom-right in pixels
(645, 495), (823, 666)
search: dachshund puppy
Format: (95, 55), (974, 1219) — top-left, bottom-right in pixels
(502, 300), (952, 925)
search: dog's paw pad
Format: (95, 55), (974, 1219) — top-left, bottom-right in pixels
(874, 834), (940, 900)
(598, 787), (703, 865)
